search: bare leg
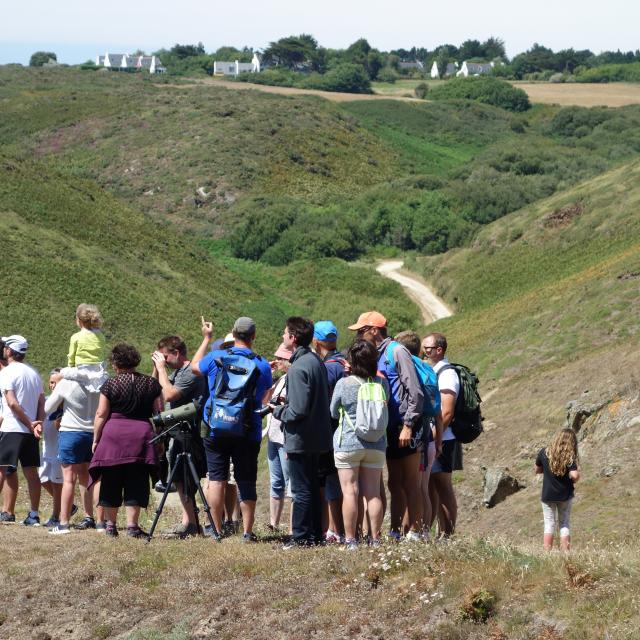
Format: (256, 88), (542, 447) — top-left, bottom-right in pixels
(386, 458), (407, 534)
(103, 506), (118, 525)
(125, 505), (141, 528)
(560, 535), (571, 551)
(337, 467), (359, 541)
(400, 454), (422, 533)
(360, 468), (383, 541)
(207, 480), (226, 533)
(270, 496), (284, 528)
(328, 498), (344, 537)
(544, 533), (554, 551)
(177, 482), (197, 525)
(92, 479), (104, 524)
(0, 469), (18, 514)
(77, 463), (93, 519)
(430, 471), (457, 536)
(60, 464), (75, 524)
(239, 499), (256, 535)
(22, 466), (41, 513)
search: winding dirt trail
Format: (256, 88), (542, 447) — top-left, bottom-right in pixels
(376, 260), (453, 324)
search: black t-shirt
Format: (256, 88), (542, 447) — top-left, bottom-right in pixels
(535, 448), (577, 503)
(101, 372), (161, 420)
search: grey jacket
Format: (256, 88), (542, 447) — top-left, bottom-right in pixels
(272, 346), (332, 454)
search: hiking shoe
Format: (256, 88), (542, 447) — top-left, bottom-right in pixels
(95, 521), (107, 533)
(43, 516), (60, 528)
(0, 511), (16, 523)
(70, 503), (78, 517)
(154, 481), (177, 494)
(49, 524), (71, 535)
(74, 516), (96, 530)
(105, 523), (118, 537)
(22, 513), (40, 526)
(204, 524), (221, 541)
(241, 532), (258, 543)
(126, 526), (148, 539)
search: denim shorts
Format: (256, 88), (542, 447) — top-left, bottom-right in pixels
(58, 431), (93, 465)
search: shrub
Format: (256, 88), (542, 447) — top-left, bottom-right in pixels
(414, 82), (429, 99)
(29, 51), (57, 67)
(300, 63), (372, 94)
(429, 76), (531, 112)
(377, 67), (398, 83)
(574, 62), (640, 83)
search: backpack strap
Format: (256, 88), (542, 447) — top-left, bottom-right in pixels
(337, 377), (364, 446)
(436, 363), (455, 378)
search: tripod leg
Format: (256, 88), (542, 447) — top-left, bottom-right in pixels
(185, 453), (219, 539)
(146, 454), (183, 542)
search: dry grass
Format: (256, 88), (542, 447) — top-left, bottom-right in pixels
(513, 82), (640, 107)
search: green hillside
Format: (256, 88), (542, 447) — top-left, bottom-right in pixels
(0, 155), (420, 374)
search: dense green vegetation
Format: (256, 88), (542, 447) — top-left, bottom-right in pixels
(427, 77), (531, 111)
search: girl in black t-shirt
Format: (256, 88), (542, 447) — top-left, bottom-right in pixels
(535, 428), (580, 551)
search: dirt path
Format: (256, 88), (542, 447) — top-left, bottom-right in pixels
(376, 260), (453, 324)
(159, 78), (419, 102)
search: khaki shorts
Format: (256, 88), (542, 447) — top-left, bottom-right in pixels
(334, 449), (386, 470)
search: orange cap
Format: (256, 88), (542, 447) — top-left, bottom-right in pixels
(348, 311), (387, 331)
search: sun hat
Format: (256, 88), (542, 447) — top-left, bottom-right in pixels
(274, 342), (294, 360)
(347, 312), (387, 331)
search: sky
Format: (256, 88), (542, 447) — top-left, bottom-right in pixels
(1, 0), (637, 65)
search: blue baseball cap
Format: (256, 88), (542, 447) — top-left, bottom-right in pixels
(314, 321), (338, 341)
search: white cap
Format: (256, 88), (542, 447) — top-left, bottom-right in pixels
(1, 335), (28, 354)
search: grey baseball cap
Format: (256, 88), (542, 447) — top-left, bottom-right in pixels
(232, 317), (256, 334)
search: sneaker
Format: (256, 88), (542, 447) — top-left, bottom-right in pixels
(387, 530), (402, 543)
(370, 538), (382, 547)
(74, 516), (96, 530)
(404, 530), (422, 543)
(325, 529), (341, 544)
(345, 538), (358, 551)
(43, 516), (60, 528)
(166, 522), (200, 539)
(204, 524), (221, 541)
(95, 521), (107, 533)
(70, 503), (79, 517)
(49, 524), (70, 535)
(22, 513), (40, 526)
(105, 523), (118, 537)
(154, 481), (177, 494)
(0, 511), (16, 523)
(241, 532), (258, 543)
(126, 526), (148, 539)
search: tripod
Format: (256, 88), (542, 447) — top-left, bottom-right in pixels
(146, 420), (219, 542)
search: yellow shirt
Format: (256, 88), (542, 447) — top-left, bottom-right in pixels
(67, 329), (106, 366)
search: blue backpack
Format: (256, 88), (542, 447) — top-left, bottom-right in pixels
(207, 349), (262, 437)
(385, 341), (441, 417)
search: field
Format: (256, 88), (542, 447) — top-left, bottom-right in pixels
(1, 65), (640, 639)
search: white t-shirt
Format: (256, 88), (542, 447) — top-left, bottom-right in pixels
(433, 359), (460, 441)
(0, 361), (43, 434)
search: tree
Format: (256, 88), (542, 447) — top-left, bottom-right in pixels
(170, 42), (206, 59)
(263, 35), (317, 68)
(214, 46), (253, 62)
(29, 51), (57, 67)
(481, 37), (506, 61)
(459, 39), (483, 60)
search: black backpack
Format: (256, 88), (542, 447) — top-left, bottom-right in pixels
(438, 363), (483, 444)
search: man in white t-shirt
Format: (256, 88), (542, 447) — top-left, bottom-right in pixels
(0, 335), (45, 525)
(422, 332), (461, 537)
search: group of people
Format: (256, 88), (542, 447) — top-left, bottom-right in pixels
(0, 303), (580, 550)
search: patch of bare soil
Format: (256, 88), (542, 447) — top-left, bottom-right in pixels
(543, 201), (584, 228)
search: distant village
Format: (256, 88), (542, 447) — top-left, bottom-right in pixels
(94, 50), (494, 78)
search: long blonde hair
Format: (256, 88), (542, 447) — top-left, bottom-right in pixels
(76, 303), (103, 329)
(547, 428), (579, 476)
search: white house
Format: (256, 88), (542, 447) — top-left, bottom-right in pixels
(430, 61), (458, 78)
(456, 61), (494, 77)
(213, 53), (261, 76)
(95, 52), (166, 74)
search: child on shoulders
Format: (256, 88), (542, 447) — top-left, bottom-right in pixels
(68, 304), (106, 368)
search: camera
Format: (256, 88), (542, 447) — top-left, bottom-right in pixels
(151, 401), (200, 430)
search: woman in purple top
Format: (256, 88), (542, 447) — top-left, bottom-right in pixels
(90, 343), (162, 538)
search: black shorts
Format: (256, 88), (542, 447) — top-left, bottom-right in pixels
(432, 439), (463, 474)
(0, 432), (40, 468)
(317, 450), (336, 485)
(98, 464), (151, 508)
(203, 436), (260, 502)
(386, 423), (420, 461)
